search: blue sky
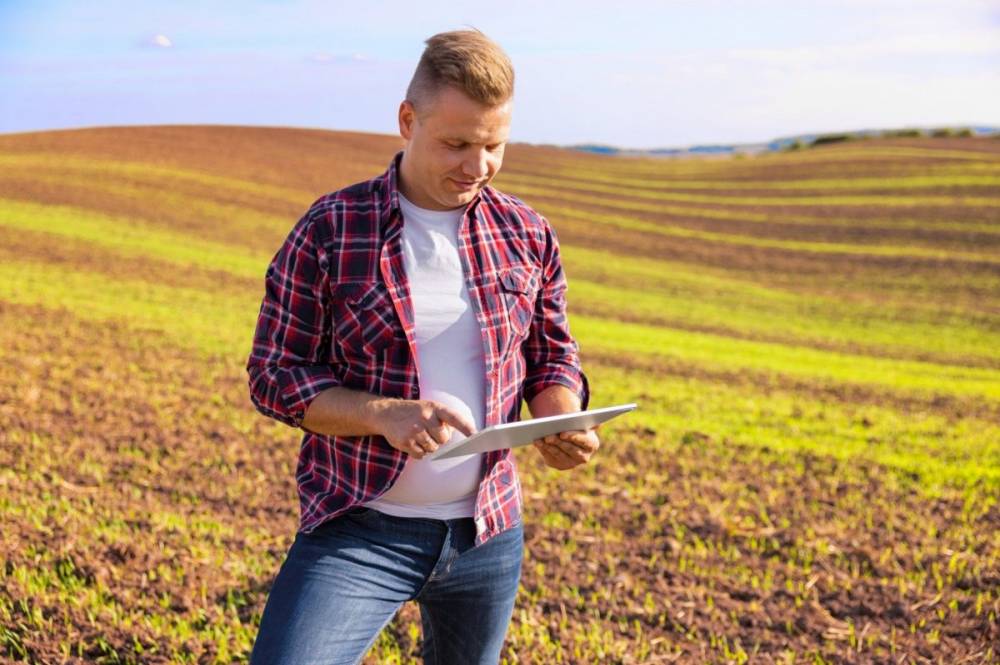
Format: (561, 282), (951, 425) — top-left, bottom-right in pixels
(1, 0), (998, 148)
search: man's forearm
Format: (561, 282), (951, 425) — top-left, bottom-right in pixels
(300, 386), (399, 437)
(527, 384), (582, 419)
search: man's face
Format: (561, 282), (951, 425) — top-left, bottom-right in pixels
(398, 85), (512, 211)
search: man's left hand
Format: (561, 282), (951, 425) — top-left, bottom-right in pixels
(532, 424), (601, 470)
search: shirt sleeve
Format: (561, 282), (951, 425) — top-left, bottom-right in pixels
(520, 215), (591, 411)
(245, 207), (344, 430)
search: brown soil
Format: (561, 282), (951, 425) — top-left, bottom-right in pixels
(569, 302), (1000, 371)
(581, 350), (1000, 423)
(2, 301), (997, 663)
(0, 225), (260, 295)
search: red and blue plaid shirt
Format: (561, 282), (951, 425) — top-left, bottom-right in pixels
(246, 149), (589, 546)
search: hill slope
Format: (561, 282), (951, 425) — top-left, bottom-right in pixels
(1, 126), (998, 663)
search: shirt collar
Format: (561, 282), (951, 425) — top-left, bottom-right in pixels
(379, 148), (485, 229)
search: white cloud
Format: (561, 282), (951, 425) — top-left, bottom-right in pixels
(306, 51), (371, 64)
(137, 33), (173, 49)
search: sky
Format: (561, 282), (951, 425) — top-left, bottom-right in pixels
(1, 0), (998, 149)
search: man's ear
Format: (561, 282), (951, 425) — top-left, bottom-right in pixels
(398, 100), (415, 140)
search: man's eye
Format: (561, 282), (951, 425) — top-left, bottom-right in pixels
(447, 143), (465, 149)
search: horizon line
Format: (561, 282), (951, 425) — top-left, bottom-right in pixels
(1, 120), (997, 154)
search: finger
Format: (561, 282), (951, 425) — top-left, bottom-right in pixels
(558, 433), (586, 451)
(533, 439), (556, 455)
(425, 420), (451, 445)
(561, 431), (598, 453)
(553, 438), (589, 462)
(416, 430), (438, 453)
(535, 439), (562, 464)
(536, 440), (572, 466)
(543, 438), (583, 462)
(435, 406), (476, 437)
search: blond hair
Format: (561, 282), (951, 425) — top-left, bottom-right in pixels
(406, 28), (514, 115)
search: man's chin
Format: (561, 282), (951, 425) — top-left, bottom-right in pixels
(445, 191), (477, 208)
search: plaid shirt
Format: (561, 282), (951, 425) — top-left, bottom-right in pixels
(246, 149), (589, 546)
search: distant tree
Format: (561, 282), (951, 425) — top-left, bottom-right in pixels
(955, 128), (973, 138)
(884, 128), (924, 138)
(931, 127), (955, 138)
(784, 139), (805, 151)
(810, 133), (853, 147)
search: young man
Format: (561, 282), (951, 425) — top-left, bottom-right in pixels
(246, 28), (600, 664)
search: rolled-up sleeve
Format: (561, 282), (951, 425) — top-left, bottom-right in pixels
(521, 217), (590, 411)
(246, 209), (344, 429)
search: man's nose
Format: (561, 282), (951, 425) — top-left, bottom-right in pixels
(462, 149), (490, 179)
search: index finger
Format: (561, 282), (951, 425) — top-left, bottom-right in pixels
(434, 406), (476, 438)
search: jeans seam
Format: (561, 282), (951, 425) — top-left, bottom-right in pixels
(354, 602), (405, 665)
(424, 604), (440, 665)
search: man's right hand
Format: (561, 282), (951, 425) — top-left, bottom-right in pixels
(374, 399), (477, 459)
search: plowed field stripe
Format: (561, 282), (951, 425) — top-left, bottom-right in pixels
(573, 315), (1000, 403)
(499, 178), (1000, 207)
(0, 200), (271, 279)
(0, 154), (313, 204)
(536, 202), (1000, 263)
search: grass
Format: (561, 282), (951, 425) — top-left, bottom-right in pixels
(1, 127), (998, 663)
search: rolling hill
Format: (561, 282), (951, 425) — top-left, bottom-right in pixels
(1, 125), (998, 663)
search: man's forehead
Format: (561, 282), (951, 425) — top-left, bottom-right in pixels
(421, 90), (511, 143)
(434, 116), (511, 143)
(439, 129), (509, 143)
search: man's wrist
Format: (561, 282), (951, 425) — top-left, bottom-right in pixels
(358, 395), (399, 435)
(527, 384), (582, 419)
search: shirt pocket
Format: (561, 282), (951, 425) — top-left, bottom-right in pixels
(497, 264), (539, 344)
(330, 280), (402, 358)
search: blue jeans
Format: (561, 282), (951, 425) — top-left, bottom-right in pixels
(249, 507), (524, 664)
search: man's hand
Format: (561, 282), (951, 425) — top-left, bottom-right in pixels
(532, 423), (601, 470)
(375, 399), (477, 460)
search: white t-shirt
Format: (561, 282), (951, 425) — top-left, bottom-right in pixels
(362, 192), (486, 519)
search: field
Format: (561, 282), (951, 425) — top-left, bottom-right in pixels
(0, 125), (998, 663)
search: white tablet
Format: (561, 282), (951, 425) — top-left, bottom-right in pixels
(425, 403), (637, 461)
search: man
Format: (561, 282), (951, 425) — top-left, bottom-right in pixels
(246, 28), (600, 664)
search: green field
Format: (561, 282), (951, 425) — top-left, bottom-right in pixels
(1, 126), (997, 663)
